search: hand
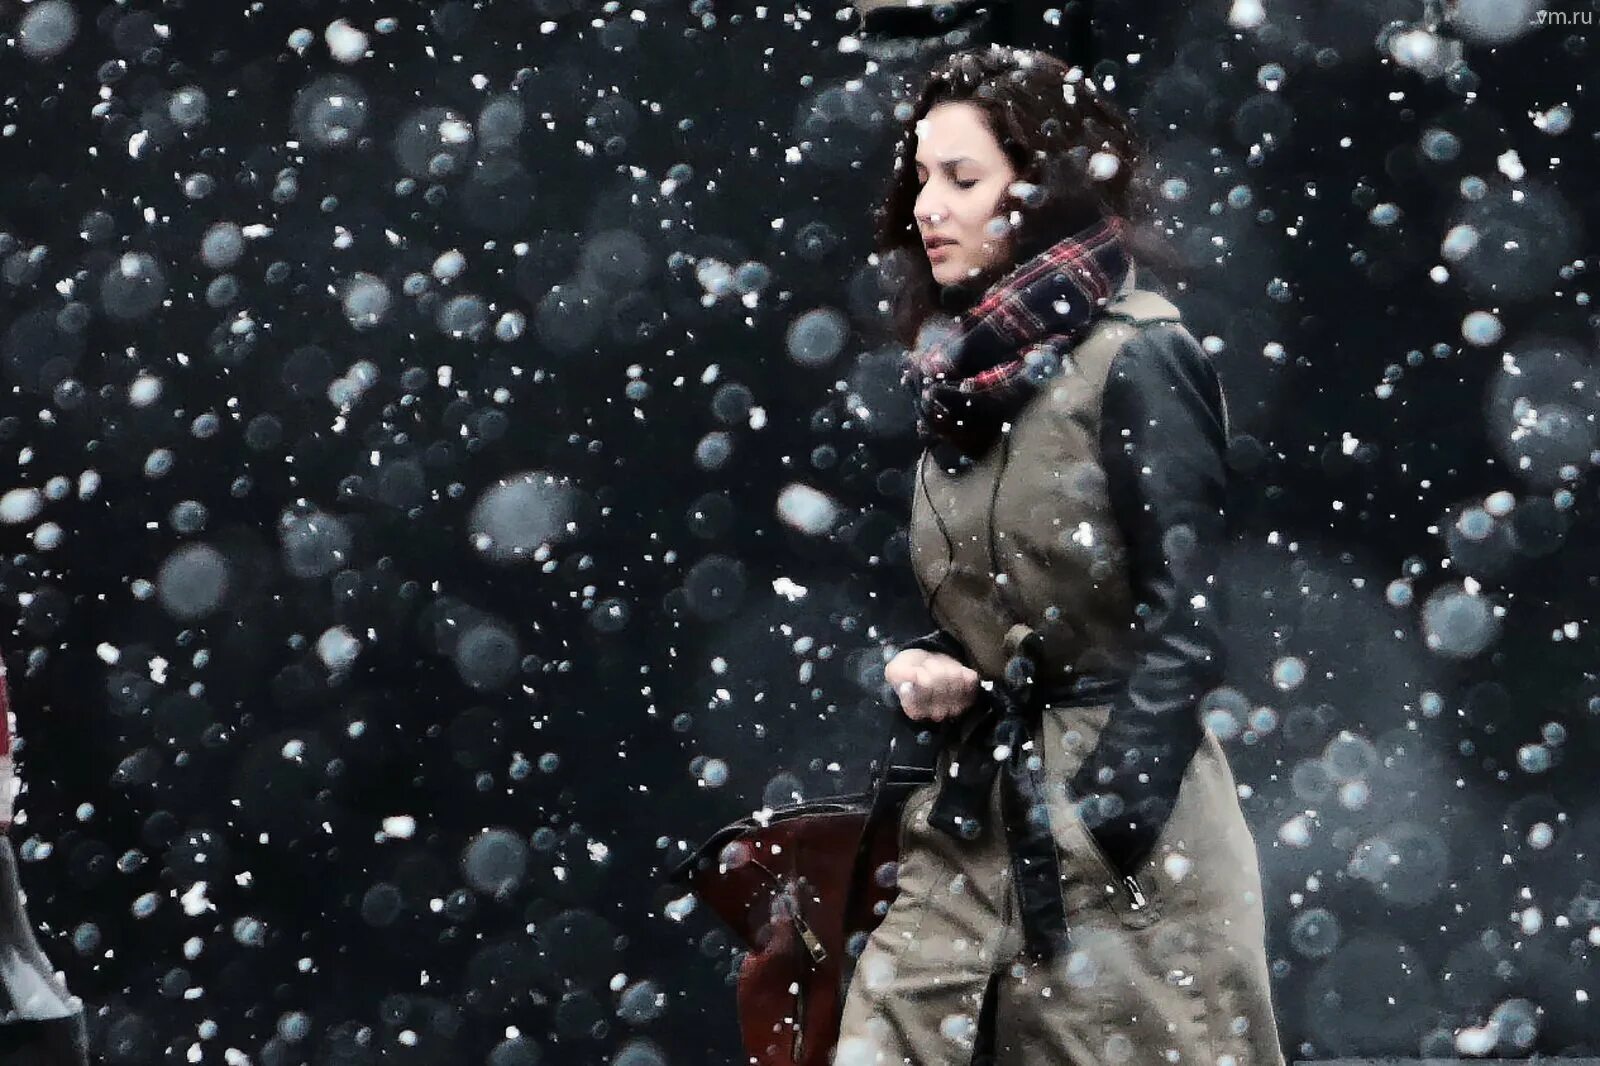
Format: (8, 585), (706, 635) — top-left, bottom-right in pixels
(886, 649), (980, 722)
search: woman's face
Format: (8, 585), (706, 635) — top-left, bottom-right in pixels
(912, 101), (1019, 288)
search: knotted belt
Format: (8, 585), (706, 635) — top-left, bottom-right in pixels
(923, 624), (1127, 961)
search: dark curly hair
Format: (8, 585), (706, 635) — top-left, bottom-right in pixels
(873, 46), (1171, 348)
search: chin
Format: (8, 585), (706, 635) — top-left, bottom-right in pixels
(930, 261), (964, 286)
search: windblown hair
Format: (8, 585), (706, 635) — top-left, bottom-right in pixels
(874, 46), (1168, 348)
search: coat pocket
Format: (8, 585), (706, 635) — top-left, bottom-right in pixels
(1040, 703), (1163, 930)
(1051, 786), (1162, 930)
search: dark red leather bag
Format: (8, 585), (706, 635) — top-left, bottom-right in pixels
(668, 718), (938, 1066)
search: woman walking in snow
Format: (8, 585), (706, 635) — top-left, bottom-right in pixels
(836, 46), (1286, 1066)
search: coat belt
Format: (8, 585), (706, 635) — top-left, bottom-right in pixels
(922, 626), (1126, 962)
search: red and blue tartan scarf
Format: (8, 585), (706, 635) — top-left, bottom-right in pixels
(901, 215), (1130, 460)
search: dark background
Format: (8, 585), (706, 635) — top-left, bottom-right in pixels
(0, 0), (1597, 1062)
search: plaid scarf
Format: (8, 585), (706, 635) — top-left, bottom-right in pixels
(902, 216), (1130, 460)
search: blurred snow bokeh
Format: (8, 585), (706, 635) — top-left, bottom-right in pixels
(0, 0), (1594, 1063)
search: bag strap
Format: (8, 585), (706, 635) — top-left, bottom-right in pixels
(859, 710), (940, 840)
(839, 708), (939, 978)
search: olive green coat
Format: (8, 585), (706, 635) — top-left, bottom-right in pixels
(836, 274), (1286, 1066)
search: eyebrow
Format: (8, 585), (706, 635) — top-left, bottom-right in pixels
(913, 156), (975, 170)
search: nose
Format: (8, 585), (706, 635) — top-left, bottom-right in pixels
(915, 186), (947, 232)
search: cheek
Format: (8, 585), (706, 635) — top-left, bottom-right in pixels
(965, 202), (1006, 245)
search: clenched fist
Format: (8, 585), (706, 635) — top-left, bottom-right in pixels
(886, 648), (980, 722)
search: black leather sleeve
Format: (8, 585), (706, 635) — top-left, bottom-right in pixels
(898, 627), (972, 664)
(1069, 322), (1229, 878)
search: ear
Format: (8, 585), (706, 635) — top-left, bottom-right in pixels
(1031, 153), (1106, 222)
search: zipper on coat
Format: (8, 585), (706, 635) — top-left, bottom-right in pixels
(1077, 825), (1154, 915)
(1122, 874), (1149, 910)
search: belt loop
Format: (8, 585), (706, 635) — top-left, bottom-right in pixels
(1002, 623), (1042, 708)
(1002, 622), (1041, 662)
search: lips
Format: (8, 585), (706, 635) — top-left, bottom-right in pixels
(923, 237), (955, 250)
